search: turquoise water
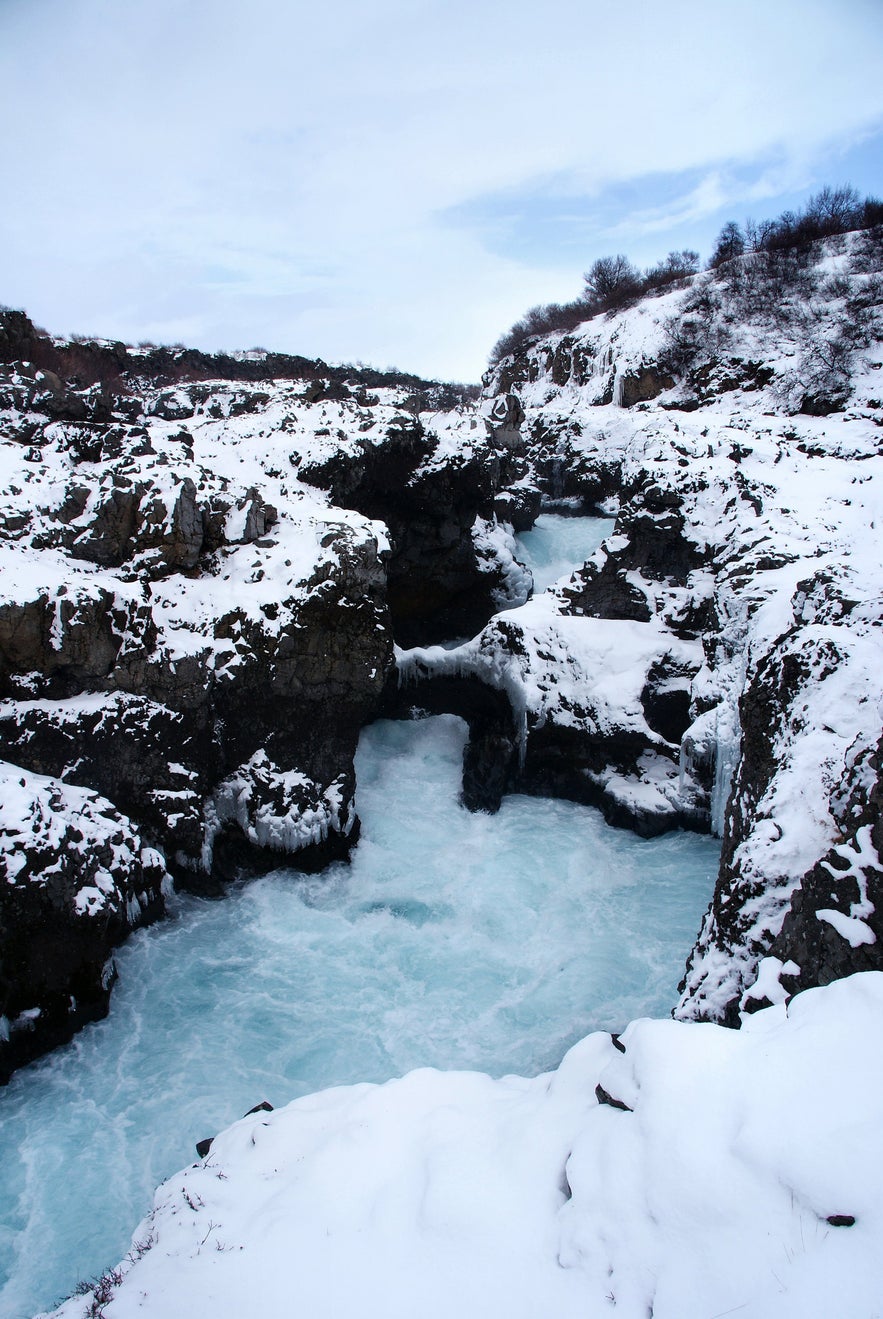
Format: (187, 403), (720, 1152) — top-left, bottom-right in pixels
(0, 515), (719, 1318)
(0, 716), (718, 1318)
(516, 513), (615, 592)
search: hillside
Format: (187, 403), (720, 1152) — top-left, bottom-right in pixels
(416, 225), (883, 1021)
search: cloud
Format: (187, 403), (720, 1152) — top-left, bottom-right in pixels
(1, 0), (881, 379)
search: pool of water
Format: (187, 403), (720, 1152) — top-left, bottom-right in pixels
(515, 513), (615, 593)
(0, 716), (718, 1318)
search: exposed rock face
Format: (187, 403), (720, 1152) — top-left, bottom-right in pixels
(396, 603), (705, 836)
(678, 591), (883, 1024)
(2, 227), (882, 1076)
(203, 751), (358, 881)
(300, 412), (512, 644)
(0, 766), (171, 1081)
(767, 732), (883, 991)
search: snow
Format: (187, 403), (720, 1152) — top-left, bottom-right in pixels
(1, 716), (718, 1318)
(4, 234), (883, 1315)
(400, 601), (700, 745)
(816, 908), (876, 947)
(471, 515), (532, 608)
(46, 973), (883, 1319)
(201, 750), (353, 869)
(742, 955), (801, 1007)
(0, 763), (148, 913)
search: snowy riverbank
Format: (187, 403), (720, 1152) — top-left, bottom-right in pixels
(46, 972), (883, 1319)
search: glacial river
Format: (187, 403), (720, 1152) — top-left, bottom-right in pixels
(0, 515), (719, 1317)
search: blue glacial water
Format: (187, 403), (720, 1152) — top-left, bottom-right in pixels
(0, 516), (718, 1317)
(515, 512), (616, 592)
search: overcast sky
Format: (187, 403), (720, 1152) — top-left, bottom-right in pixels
(1, 0), (882, 381)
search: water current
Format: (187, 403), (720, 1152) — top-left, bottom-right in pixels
(0, 515), (719, 1317)
(514, 511), (615, 591)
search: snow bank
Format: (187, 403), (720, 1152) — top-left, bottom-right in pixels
(48, 973), (883, 1319)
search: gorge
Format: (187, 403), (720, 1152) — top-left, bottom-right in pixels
(0, 221), (881, 1317)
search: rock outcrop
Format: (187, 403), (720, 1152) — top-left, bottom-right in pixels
(0, 317), (505, 1077)
(0, 765), (171, 1081)
(2, 225), (882, 1074)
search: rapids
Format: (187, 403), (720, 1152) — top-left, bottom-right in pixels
(0, 515), (719, 1317)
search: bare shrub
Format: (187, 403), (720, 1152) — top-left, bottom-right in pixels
(584, 254), (643, 310)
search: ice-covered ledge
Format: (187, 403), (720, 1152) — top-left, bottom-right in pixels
(47, 973), (883, 1319)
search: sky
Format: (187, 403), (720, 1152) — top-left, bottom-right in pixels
(1, 0), (882, 382)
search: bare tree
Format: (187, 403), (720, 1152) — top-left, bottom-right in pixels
(709, 222), (745, 268)
(583, 255), (642, 309)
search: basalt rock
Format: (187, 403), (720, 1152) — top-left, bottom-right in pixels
(0, 581), (156, 698)
(0, 694), (217, 862)
(0, 351), (425, 1076)
(301, 415), (505, 645)
(619, 365), (675, 407)
(0, 765), (171, 1082)
(753, 734), (883, 1007)
(381, 669), (519, 813)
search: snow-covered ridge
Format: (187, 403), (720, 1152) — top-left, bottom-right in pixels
(470, 229), (883, 1022)
(46, 972), (883, 1319)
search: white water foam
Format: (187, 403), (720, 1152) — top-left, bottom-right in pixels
(0, 515), (716, 1317)
(0, 716), (718, 1318)
(515, 513), (615, 592)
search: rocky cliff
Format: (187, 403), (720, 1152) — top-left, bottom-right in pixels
(469, 226), (883, 1024)
(0, 322), (510, 1079)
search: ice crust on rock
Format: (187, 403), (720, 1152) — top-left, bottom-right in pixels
(201, 751), (355, 871)
(46, 973), (883, 1319)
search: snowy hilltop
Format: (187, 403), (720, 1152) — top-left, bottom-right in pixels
(1, 204), (882, 1316)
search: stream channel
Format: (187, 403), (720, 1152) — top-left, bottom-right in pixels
(0, 513), (721, 1318)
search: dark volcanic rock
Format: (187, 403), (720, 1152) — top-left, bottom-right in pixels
(760, 733), (883, 1003)
(0, 582), (156, 698)
(619, 365), (675, 407)
(0, 767), (170, 1081)
(301, 416), (505, 645)
(0, 694), (216, 861)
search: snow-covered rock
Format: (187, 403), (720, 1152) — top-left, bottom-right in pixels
(479, 229), (883, 1016)
(0, 764), (171, 1080)
(2, 228), (882, 1070)
(0, 318), (503, 1074)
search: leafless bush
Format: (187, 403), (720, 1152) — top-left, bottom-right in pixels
(584, 254), (643, 310)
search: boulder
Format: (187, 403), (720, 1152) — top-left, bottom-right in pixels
(0, 764), (171, 1081)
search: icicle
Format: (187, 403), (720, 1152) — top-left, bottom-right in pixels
(710, 701), (741, 838)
